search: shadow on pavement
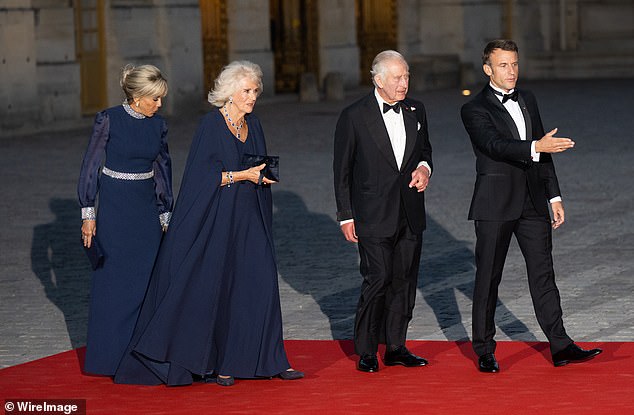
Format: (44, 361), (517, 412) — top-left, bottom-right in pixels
(273, 190), (359, 344)
(420, 217), (537, 347)
(31, 198), (90, 350)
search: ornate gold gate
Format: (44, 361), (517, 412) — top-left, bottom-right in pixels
(199, 0), (228, 97)
(270, 0), (319, 93)
(74, 0), (107, 114)
(356, 0), (397, 85)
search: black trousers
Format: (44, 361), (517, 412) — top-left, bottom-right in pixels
(354, 207), (423, 357)
(472, 192), (573, 357)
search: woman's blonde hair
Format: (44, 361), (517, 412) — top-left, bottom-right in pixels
(120, 64), (168, 101)
(208, 60), (263, 107)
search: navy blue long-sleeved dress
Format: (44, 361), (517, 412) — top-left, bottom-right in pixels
(77, 104), (173, 376)
(113, 108), (290, 385)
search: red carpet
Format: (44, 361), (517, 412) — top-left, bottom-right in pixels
(1, 340), (631, 414)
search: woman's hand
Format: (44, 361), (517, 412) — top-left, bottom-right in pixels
(222, 163), (277, 187)
(244, 163), (277, 185)
(82, 219), (96, 248)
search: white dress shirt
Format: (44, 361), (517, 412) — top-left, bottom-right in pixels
(374, 89), (432, 174)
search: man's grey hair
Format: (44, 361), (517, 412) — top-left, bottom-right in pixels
(370, 50), (408, 87)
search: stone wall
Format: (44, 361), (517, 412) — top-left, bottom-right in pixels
(226, 1), (274, 96)
(106, 0), (203, 113)
(1, 0), (633, 133)
(1, 1), (39, 131)
(35, 1), (80, 123)
(317, 0), (359, 88)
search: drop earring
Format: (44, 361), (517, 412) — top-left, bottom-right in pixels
(136, 101), (140, 107)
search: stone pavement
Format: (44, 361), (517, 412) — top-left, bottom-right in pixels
(1, 79), (633, 369)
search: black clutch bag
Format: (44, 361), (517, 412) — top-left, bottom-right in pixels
(242, 154), (279, 183)
(83, 235), (105, 270)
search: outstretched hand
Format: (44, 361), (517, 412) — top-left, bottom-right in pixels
(535, 128), (575, 154)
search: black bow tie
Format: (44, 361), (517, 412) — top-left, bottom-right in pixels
(383, 102), (401, 114)
(501, 90), (519, 103)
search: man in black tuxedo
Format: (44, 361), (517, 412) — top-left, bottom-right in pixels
(461, 39), (602, 372)
(334, 50), (433, 372)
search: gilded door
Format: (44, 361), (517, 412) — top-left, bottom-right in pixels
(199, 0), (228, 96)
(356, 0), (397, 85)
(74, 0), (107, 114)
(270, 0), (319, 93)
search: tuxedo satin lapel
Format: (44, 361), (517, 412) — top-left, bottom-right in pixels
(517, 94), (533, 141)
(401, 107), (418, 172)
(485, 89), (521, 141)
(361, 97), (399, 171)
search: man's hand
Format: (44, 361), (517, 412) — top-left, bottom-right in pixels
(409, 165), (430, 192)
(551, 201), (565, 229)
(535, 128), (575, 154)
(341, 221), (358, 243)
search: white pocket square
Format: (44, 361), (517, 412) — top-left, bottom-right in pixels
(417, 122), (421, 131)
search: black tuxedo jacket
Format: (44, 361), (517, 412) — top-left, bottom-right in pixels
(461, 85), (561, 221)
(333, 92), (433, 237)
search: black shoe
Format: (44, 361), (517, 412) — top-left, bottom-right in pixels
(384, 346), (428, 367)
(357, 354), (379, 372)
(277, 369), (305, 380)
(552, 343), (602, 367)
(478, 353), (499, 373)
(215, 375), (235, 386)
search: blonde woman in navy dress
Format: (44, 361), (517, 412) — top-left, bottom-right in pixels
(78, 64), (174, 376)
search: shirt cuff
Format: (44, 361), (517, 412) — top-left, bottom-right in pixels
(417, 161), (432, 176)
(531, 141), (541, 162)
(339, 219), (354, 226)
(549, 197), (562, 204)
(81, 207), (96, 220)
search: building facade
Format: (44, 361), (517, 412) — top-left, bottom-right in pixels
(1, 0), (633, 133)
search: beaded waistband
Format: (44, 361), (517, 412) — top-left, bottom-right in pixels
(102, 166), (154, 180)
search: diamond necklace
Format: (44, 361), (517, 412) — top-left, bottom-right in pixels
(222, 105), (244, 140)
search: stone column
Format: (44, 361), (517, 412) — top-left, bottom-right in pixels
(33, 0), (81, 123)
(226, 1), (275, 96)
(105, 0), (204, 113)
(317, 0), (359, 88)
(0, 0), (38, 131)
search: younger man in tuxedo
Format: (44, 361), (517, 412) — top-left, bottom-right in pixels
(461, 39), (602, 372)
(333, 50), (433, 372)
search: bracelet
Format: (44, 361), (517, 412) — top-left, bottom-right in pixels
(226, 171), (234, 187)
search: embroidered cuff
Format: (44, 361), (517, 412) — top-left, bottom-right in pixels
(159, 212), (172, 227)
(82, 207), (96, 220)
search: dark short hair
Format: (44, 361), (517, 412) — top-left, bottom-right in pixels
(482, 39), (518, 65)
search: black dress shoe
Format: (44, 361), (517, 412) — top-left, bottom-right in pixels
(357, 354), (379, 372)
(384, 346), (428, 367)
(277, 369), (305, 380)
(552, 343), (602, 367)
(215, 375), (235, 386)
(478, 353), (499, 373)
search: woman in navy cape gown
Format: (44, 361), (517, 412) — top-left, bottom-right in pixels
(114, 61), (303, 386)
(78, 64), (173, 376)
